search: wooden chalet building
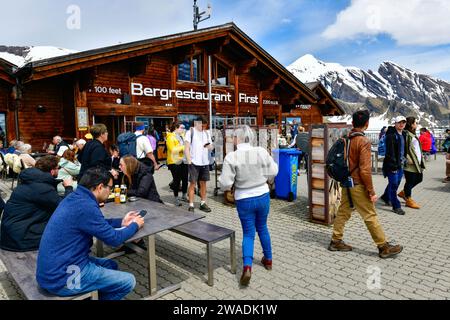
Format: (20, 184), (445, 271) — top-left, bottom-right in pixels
(0, 23), (343, 150)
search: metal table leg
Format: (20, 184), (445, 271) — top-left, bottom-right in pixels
(230, 233), (236, 274)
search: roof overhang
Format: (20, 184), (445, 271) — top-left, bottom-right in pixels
(0, 58), (16, 85)
(306, 82), (345, 115)
(18, 23), (317, 103)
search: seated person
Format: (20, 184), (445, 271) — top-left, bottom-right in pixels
(18, 143), (36, 168)
(36, 167), (144, 300)
(57, 149), (81, 195)
(48, 136), (69, 155)
(0, 156), (73, 252)
(119, 155), (163, 204)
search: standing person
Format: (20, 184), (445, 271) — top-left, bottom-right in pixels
(381, 116), (407, 215)
(219, 125), (279, 285)
(185, 116), (214, 213)
(329, 110), (403, 258)
(378, 126), (387, 157)
(443, 129), (450, 183)
(36, 167), (144, 300)
(79, 124), (117, 180)
(109, 144), (120, 171)
(398, 117), (425, 209)
(0, 156), (73, 252)
(134, 122), (159, 173)
(166, 122), (189, 206)
(419, 128), (432, 161)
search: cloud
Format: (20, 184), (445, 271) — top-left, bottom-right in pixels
(322, 0), (450, 46)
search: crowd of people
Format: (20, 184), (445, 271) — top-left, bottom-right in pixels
(0, 112), (449, 299)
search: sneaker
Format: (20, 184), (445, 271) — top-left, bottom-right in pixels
(405, 197), (420, 209)
(188, 206), (195, 212)
(199, 203), (212, 213)
(328, 240), (353, 252)
(181, 194), (189, 202)
(261, 257), (272, 270)
(397, 190), (406, 201)
(240, 266), (252, 286)
(175, 198), (182, 207)
(392, 208), (405, 215)
(378, 242), (403, 258)
(380, 195), (391, 206)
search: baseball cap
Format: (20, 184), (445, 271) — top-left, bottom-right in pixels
(394, 116), (406, 123)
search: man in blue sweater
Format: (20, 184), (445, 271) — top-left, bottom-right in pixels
(36, 167), (144, 300)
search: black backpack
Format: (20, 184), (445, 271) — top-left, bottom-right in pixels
(326, 137), (351, 183)
(326, 133), (364, 183)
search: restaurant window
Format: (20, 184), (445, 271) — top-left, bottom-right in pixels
(178, 55), (201, 82)
(212, 61), (230, 86)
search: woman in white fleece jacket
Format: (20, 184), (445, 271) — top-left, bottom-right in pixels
(219, 125), (278, 286)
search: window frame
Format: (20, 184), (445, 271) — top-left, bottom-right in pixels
(177, 54), (203, 83)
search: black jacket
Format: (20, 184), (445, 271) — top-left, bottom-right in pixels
(127, 163), (163, 204)
(79, 139), (110, 179)
(382, 126), (407, 176)
(0, 168), (73, 252)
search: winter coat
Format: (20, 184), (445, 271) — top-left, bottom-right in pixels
(127, 163), (163, 203)
(404, 131), (425, 173)
(419, 131), (432, 152)
(382, 126), (406, 176)
(56, 158), (81, 194)
(79, 139), (110, 179)
(0, 168), (73, 252)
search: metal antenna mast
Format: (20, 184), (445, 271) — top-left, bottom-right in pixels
(193, 0), (211, 30)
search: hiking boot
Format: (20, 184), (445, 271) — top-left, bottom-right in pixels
(240, 266), (252, 286)
(392, 208), (405, 215)
(188, 206), (195, 213)
(175, 198), (182, 207)
(378, 242), (403, 258)
(405, 197), (420, 209)
(380, 195), (391, 206)
(328, 240), (353, 252)
(199, 203), (212, 213)
(261, 257), (272, 270)
(397, 190), (406, 201)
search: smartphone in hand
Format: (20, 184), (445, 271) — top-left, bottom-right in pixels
(138, 210), (147, 217)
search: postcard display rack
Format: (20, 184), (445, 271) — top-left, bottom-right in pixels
(308, 124), (352, 225)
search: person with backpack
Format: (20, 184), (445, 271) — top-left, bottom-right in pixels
(134, 122), (159, 173)
(185, 116), (214, 213)
(397, 117), (425, 209)
(79, 124), (118, 180)
(146, 125), (159, 162)
(380, 116), (407, 215)
(378, 126), (387, 157)
(328, 110), (403, 259)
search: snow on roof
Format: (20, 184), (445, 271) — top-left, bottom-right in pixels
(0, 46), (78, 68)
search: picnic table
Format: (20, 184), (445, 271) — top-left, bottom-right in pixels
(99, 199), (204, 299)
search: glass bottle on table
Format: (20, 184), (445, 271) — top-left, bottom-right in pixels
(120, 184), (127, 203)
(114, 185), (121, 204)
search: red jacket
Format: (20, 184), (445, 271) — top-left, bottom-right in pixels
(419, 131), (432, 152)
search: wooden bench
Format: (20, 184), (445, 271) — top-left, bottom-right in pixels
(0, 249), (98, 300)
(170, 220), (236, 286)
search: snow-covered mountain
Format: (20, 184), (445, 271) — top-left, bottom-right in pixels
(288, 54), (450, 127)
(0, 45), (77, 67)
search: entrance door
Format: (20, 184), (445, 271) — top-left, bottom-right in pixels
(93, 116), (124, 148)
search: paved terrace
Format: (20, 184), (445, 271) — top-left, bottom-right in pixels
(1, 155), (449, 300)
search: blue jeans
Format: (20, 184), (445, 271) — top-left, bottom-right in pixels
(235, 192), (272, 267)
(382, 169), (404, 209)
(49, 257), (136, 300)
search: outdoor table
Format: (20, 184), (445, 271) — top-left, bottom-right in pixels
(99, 199), (205, 299)
(30, 152), (49, 159)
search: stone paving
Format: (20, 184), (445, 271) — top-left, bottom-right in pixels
(1, 155), (449, 300)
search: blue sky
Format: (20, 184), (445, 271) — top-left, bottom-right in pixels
(2, 0), (450, 80)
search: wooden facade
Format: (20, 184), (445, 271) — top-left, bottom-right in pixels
(0, 23), (344, 150)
